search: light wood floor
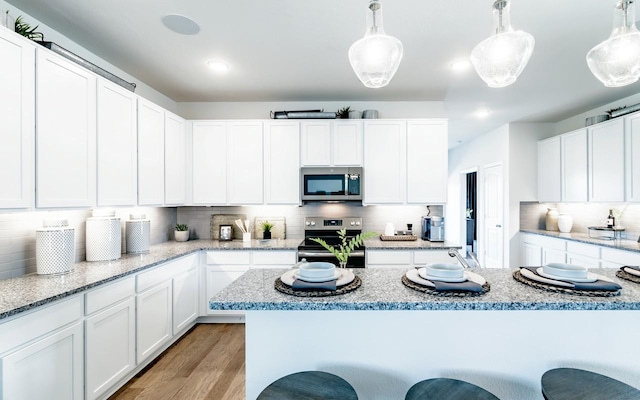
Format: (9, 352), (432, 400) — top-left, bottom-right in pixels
(110, 324), (245, 400)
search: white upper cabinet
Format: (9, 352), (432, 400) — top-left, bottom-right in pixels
(191, 121), (227, 205)
(96, 79), (137, 206)
(406, 120), (448, 204)
(36, 49), (96, 208)
(537, 136), (561, 202)
(625, 111), (640, 202)
(301, 120), (363, 167)
(364, 120), (407, 204)
(0, 31), (34, 209)
(164, 112), (186, 205)
(264, 121), (300, 204)
(561, 128), (588, 202)
(137, 99), (165, 206)
(228, 121), (264, 204)
(588, 118), (624, 202)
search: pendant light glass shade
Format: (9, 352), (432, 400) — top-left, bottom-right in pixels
(348, 0), (403, 88)
(470, 0), (535, 88)
(587, 0), (640, 87)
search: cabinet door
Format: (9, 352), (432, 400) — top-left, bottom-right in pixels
(228, 121), (263, 204)
(542, 248), (566, 265)
(164, 112), (186, 205)
(0, 31), (34, 209)
(363, 121), (406, 204)
(136, 280), (172, 363)
(137, 99), (165, 205)
(205, 265), (249, 315)
(566, 253), (600, 269)
(264, 121), (300, 204)
(301, 121), (332, 166)
(406, 120), (448, 204)
(192, 121), (227, 204)
(36, 49), (96, 208)
(561, 129), (588, 202)
(589, 119), (625, 202)
(626, 111), (640, 202)
(173, 266), (198, 335)
(97, 79), (137, 206)
(85, 298), (135, 400)
(523, 242), (542, 266)
(333, 121), (363, 166)
(537, 136), (561, 202)
(1, 322), (83, 400)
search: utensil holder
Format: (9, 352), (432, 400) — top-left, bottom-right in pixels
(243, 232), (251, 242)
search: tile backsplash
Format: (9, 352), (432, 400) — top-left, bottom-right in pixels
(0, 207), (176, 279)
(520, 202), (640, 240)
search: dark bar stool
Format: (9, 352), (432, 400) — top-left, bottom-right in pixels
(541, 368), (640, 400)
(257, 371), (358, 400)
(405, 378), (500, 400)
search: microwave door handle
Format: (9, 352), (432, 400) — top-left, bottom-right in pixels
(344, 174), (349, 195)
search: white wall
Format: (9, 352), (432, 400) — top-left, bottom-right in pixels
(0, 0), (177, 112)
(177, 101), (445, 120)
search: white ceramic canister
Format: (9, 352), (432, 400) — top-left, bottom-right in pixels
(36, 219), (75, 275)
(557, 214), (573, 233)
(86, 209), (121, 261)
(384, 223), (395, 236)
(545, 208), (559, 231)
(126, 213), (150, 254)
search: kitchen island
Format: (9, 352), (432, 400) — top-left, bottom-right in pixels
(210, 268), (640, 400)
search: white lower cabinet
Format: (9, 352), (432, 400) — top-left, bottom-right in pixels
(522, 241), (542, 266)
(173, 265), (199, 334)
(252, 251), (297, 269)
(366, 249), (461, 269)
(136, 280), (173, 363)
(204, 265), (250, 316)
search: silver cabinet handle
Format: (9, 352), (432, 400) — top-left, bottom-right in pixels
(496, 224), (502, 228)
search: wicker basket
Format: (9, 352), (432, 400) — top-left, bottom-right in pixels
(379, 234), (418, 241)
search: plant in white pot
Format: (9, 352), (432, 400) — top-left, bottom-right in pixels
(174, 224), (189, 242)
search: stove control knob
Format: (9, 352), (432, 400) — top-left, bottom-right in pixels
(310, 221), (316, 226)
(305, 221), (311, 226)
(356, 221), (361, 226)
(350, 221), (355, 226)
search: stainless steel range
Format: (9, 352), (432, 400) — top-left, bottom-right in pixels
(297, 217), (365, 268)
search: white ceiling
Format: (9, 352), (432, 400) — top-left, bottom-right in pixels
(7, 0), (640, 145)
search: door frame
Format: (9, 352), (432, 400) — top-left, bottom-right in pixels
(482, 161), (504, 269)
(458, 167), (479, 259)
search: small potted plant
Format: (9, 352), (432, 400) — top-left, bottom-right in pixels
(311, 229), (376, 268)
(335, 106), (351, 119)
(261, 220), (274, 240)
(174, 224), (189, 242)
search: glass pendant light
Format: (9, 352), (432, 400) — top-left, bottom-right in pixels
(587, 0), (640, 87)
(348, 0), (403, 88)
(470, 0), (535, 88)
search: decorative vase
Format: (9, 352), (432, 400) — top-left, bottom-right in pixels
(263, 231), (271, 240)
(545, 208), (559, 231)
(557, 214), (573, 233)
(175, 230), (189, 242)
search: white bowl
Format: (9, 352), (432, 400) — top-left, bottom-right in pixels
(298, 262), (336, 279)
(542, 263), (588, 279)
(424, 263), (464, 278)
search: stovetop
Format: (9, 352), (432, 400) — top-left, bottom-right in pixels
(299, 217), (364, 250)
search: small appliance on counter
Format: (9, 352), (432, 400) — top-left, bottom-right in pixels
(126, 214), (150, 254)
(86, 209), (121, 261)
(36, 219), (75, 275)
(422, 216), (445, 242)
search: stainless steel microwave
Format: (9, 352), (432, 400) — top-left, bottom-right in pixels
(300, 167), (363, 202)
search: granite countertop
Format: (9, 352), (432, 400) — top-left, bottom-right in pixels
(0, 239), (302, 320)
(209, 268), (640, 311)
(364, 238), (462, 250)
(521, 229), (640, 253)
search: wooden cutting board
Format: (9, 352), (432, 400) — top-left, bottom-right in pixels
(210, 214), (247, 240)
(254, 217), (286, 239)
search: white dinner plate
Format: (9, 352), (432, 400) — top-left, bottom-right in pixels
(407, 269), (486, 287)
(418, 267), (466, 282)
(536, 267), (598, 283)
(520, 268), (573, 288)
(280, 268), (355, 287)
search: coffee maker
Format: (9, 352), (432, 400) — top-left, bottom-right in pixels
(421, 216), (445, 242)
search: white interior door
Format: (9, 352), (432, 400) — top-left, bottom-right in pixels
(484, 164), (503, 268)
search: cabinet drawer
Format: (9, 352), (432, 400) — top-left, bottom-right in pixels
(252, 251), (296, 265)
(523, 234), (566, 251)
(601, 248), (640, 266)
(566, 241), (600, 259)
(137, 254), (197, 292)
(85, 276), (135, 315)
(0, 295), (83, 355)
(206, 251), (251, 265)
(367, 250), (412, 265)
(414, 250), (457, 265)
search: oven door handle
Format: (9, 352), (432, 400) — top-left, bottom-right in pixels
(298, 250), (365, 257)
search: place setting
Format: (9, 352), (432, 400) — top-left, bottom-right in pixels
(402, 262), (491, 297)
(616, 265), (640, 284)
(275, 261), (361, 297)
(514, 263), (622, 297)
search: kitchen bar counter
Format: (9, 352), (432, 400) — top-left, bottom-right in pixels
(521, 229), (640, 253)
(364, 237), (462, 250)
(212, 268), (640, 399)
(0, 239), (301, 320)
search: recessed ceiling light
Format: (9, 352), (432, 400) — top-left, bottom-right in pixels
(207, 60), (230, 73)
(162, 14), (200, 35)
(475, 109), (491, 118)
(450, 58), (471, 72)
